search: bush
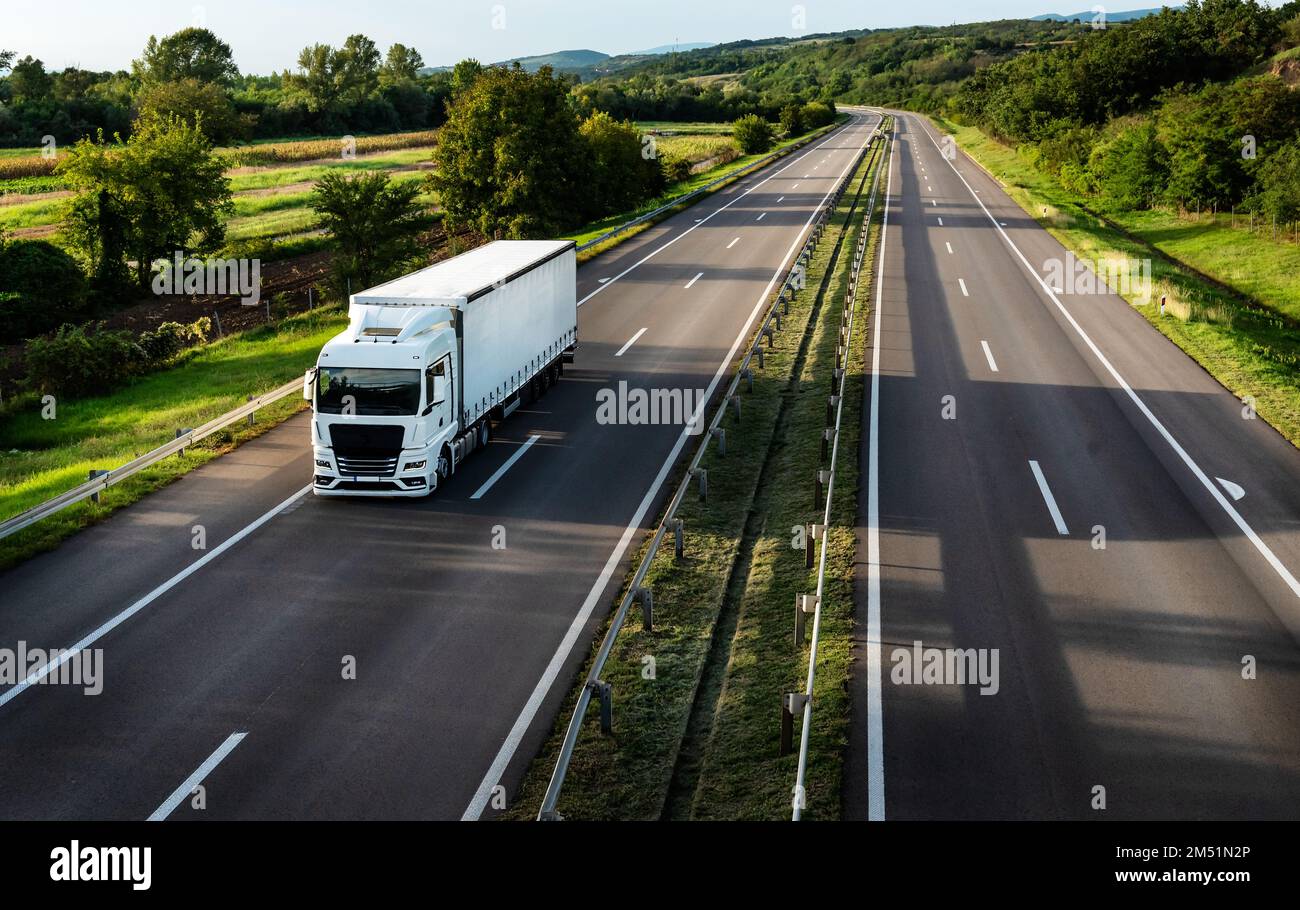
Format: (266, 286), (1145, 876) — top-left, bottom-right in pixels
(0, 240), (90, 343)
(803, 101), (835, 129)
(661, 156), (693, 184)
(732, 114), (774, 154)
(138, 317), (211, 362)
(26, 322), (144, 397)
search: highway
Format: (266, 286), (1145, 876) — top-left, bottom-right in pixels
(0, 112), (879, 820)
(846, 112), (1300, 820)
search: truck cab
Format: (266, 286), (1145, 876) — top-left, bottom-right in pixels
(307, 306), (459, 496)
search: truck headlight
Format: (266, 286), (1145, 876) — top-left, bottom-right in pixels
(404, 460), (427, 471)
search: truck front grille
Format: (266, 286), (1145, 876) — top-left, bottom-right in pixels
(335, 454), (400, 477)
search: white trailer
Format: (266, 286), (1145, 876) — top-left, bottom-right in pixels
(304, 239), (577, 496)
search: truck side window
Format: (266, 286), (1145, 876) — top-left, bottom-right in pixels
(427, 358), (447, 405)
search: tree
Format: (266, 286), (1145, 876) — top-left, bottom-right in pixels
(382, 44), (424, 85)
(1087, 120), (1169, 210)
(136, 78), (254, 144)
(578, 111), (666, 217)
(1247, 141), (1300, 224)
(59, 113), (234, 294)
(310, 172), (425, 289)
(9, 56), (53, 102)
(134, 28), (239, 85)
(286, 35), (381, 113)
(450, 59), (483, 95)
(0, 50), (13, 74)
(733, 114), (774, 154)
(431, 64), (591, 237)
(0, 240), (90, 342)
(779, 103), (805, 137)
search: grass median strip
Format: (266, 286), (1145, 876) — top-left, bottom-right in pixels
(683, 136), (884, 821)
(502, 139), (879, 821)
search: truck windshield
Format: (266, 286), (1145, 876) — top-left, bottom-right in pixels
(317, 367), (421, 416)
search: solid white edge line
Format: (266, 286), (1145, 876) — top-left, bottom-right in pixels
(915, 113), (1300, 599)
(0, 484), (313, 710)
(1029, 459), (1070, 536)
(147, 731), (247, 821)
(461, 113), (879, 821)
(576, 119), (858, 309)
(866, 124), (893, 823)
(981, 340), (999, 373)
(614, 327), (647, 357)
(469, 435), (541, 500)
(684, 272), (704, 289)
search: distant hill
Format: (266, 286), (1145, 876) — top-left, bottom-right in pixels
(629, 42), (716, 55)
(1032, 5), (1179, 22)
(496, 49), (609, 72)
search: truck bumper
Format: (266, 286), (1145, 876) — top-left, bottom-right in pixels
(312, 445), (436, 497)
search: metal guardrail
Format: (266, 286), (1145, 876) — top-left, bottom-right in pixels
(0, 377), (303, 541)
(537, 118), (880, 821)
(575, 118), (851, 253)
(789, 119), (892, 821)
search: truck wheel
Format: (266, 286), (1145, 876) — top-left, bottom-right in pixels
(435, 447), (452, 487)
(477, 421), (491, 450)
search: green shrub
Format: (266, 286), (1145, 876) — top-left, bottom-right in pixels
(26, 323), (144, 397)
(0, 240), (89, 343)
(732, 114), (774, 154)
(138, 317), (212, 362)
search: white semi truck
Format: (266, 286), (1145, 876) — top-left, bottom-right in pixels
(304, 239), (577, 496)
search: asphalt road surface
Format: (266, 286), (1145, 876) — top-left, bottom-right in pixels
(846, 112), (1300, 820)
(0, 112), (880, 820)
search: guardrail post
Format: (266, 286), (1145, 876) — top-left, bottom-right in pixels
(742, 368), (753, 392)
(710, 426), (726, 456)
(814, 469), (830, 508)
(247, 395), (255, 428)
(693, 467), (708, 501)
(88, 470), (109, 504)
(673, 518), (685, 560)
(636, 586), (654, 633)
(821, 427), (833, 462)
(175, 427), (193, 457)
(795, 594), (819, 646)
(780, 692), (810, 756)
(754, 346), (764, 369)
(590, 680), (613, 734)
(730, 394), (741, 420)
(826, 395), (840, 425)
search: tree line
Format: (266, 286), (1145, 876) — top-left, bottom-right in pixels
(952, 0), (1300, 220)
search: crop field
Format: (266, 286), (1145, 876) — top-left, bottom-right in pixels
(1, 123), (743, 255)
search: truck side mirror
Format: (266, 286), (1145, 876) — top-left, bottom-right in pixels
(303, 367), (317, 401)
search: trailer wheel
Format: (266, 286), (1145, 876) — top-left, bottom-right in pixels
(477, 420), (491, 450)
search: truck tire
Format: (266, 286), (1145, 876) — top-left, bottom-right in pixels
(477, 420), (490, 450)
(435, 446), (452, 487)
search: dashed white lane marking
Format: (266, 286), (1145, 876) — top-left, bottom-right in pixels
(615, 327), (647, 357)
(980, 340), (999, 373)
(958, 278), (969, 297)
(148, 732), (247, 821)
(1029, 460), (1070, 536)
(757, 212), (767, 221)
(945, 242), (953, 254)
(684, 271), (704, 289)
(470, 435), (541, 500)
(726, 237), (740, 249)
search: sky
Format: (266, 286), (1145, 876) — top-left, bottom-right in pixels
(0, 0), (1275, 74)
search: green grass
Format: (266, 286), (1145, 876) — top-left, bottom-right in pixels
(635, 121), (735, 134)
(932, 115), (1300, 450)
(0, 308), (348, 569)
(227, 147), (430, 193)
(501, 133), (878, 821)
(0, 194), (65, 231)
